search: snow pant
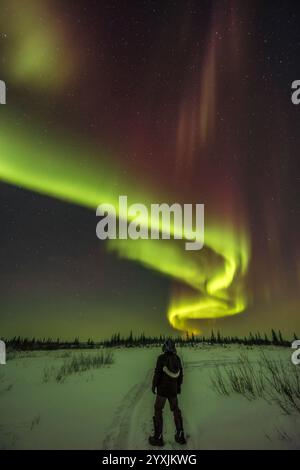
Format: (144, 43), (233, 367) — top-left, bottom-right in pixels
(154, 395), (183, 436)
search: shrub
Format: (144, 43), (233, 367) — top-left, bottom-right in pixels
(211, 352), (300, 414)
(42, 350), (114, 383)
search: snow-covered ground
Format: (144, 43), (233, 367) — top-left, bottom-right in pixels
(0, 346), (299, 450)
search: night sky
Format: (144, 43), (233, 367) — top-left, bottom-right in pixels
(0, 0), (299, 340)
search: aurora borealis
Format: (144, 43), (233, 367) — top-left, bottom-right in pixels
(0, 0), (299, 339)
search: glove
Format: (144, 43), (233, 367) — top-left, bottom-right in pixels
(152, 385), (156, 395)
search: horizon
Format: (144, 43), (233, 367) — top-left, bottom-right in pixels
(4, 328), (298, 345)
(1, 0), (299, 344)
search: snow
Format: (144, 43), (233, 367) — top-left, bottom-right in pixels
(0, 346), (299, 450)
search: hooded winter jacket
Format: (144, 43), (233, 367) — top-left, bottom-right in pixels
(152, 352), (183, 398)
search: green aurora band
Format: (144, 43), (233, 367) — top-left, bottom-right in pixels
(0, 112), (250, 333)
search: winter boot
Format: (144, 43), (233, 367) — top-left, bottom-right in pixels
(174, 409), (186, 444)
(149, 417), (164, 447)
(175, 430), (187, 445)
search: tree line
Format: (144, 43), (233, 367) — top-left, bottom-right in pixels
(3, 329), (298, 351)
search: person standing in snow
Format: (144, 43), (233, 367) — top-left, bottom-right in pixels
(149, 338), (186, 446)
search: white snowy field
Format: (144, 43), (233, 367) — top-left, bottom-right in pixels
(0, 346), (299, 450)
